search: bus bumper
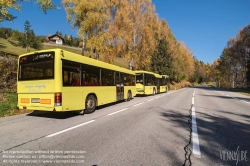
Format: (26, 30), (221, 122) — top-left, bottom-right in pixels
(17, 105), (64, 112)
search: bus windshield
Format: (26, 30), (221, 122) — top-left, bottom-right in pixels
(136, 74), (143, 84)
(18, 52), (54, 81)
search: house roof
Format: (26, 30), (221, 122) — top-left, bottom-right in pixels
(48, 34), (65, 43)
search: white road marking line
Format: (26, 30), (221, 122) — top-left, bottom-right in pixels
(46, 120), (95, 138)
(191, 89), (201, 158)
(156, 96), (160, 99)
(226, 95), (229, 97)
(240, 100), (250, 104)
(133, 102), (144, 107)
(45, 89), (187, 138)
(108, 108), (128, 116)
(191, 107), (201, 158)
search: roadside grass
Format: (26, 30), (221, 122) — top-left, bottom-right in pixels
(169, 81), (193, 90)
(0, 90), (17, 117)
(229, 89), (250, 97)
(238, 92), (250, 97)
(207, 82), (216, 88)
(201, 82), (250, 97)
(0, 90), (32, 117)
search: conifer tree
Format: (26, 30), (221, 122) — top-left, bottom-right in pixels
(151, 37), (173, 76)
(18, 20), (42, 52)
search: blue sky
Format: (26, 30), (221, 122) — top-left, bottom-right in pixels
(0, 0), (250, 64)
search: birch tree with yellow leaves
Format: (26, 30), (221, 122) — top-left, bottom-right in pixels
(62, 0), (111, 61)
(62, 0), (158, 68)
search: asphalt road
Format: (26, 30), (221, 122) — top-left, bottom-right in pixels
(0, 86), (249, 166)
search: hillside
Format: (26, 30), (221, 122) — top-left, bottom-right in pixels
(0, 38), (129, 68)
(0, 38), (35, 55)
(0, 38), (83, 56)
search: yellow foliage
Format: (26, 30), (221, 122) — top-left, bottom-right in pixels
(62, 0), (158, 69)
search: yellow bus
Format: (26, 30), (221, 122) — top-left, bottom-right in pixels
(135, 70), (168, 95)
(17, 49), (136, 114)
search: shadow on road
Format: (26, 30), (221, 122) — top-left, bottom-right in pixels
(161, 106), (250, 165)
(27, 111), (79, 119)
(161, 109), (192, 166)
(26, 100), (127, 119)
(198, 94), (250, 102)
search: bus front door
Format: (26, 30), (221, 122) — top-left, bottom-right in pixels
(157, 78), (160, 93)
(115, 72), (124, 101)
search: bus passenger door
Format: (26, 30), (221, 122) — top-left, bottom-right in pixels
(157, 78), (160, 93)
(115, 72), (124, 101)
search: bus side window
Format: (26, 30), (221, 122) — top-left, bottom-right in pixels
(70, 71), (80, 86)
(62, 60), (81, 86)
(88, 77), (95, 86)
(63, 70), (70, 86)
(101, 68), (114, 86)
(131, 76), (135, 85)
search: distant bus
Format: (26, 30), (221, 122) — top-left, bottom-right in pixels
(17, 49), (136, 113)
(135, 70), (168, 95)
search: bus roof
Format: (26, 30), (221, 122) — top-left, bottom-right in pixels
(135, 70), (163, 78)
(19, 48), (135, 75)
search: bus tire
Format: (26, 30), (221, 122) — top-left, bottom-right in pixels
(85, 95), (96, 114)
(153, 88), (156, 95)
(127, 90), (132, 101)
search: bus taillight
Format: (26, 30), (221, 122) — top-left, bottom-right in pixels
(54, 93), (62, 106)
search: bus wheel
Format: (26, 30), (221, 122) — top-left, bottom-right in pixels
(85, 95), (96, 114)
(153, 88), (156, 95)
(127, 90), (132, 101)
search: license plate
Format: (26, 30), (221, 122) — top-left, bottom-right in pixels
(31, 98), (40, 103)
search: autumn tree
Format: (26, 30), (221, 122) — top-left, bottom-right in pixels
(63, 0), (109, 60)
(237, 24), (250, 87)
(170, 41), (195, 82)
(178, 42), (194, 81)
(217, 24), (250, 88)
(62, 0), (158, 67)
(106, 0), (158, 69)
